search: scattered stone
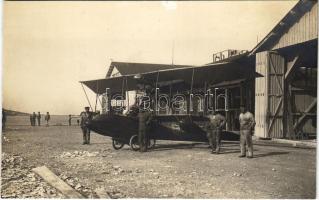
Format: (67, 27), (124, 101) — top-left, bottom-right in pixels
(232, 172), (242, 177)
(1, 153), (64, 198)
(60, 175), (68, 180)
(59, 151), (99, 159)
(75, 183), (82, 190)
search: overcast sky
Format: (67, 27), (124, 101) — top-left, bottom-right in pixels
(3, 1), (297, 115)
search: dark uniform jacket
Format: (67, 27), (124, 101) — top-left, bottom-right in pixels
(45, 114), (50, 121)
(207, 114), (226, 130)
(80, 111), (93, 128)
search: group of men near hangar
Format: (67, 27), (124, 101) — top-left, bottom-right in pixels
(80, 103), (255, 158)
(30, 112), (50, 126)
(135, 106), (255, 158)
(206, 107), (255, 158)
(79, 80), (255, 158)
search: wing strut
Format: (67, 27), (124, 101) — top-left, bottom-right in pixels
(121, 77), (125, 109)
(125, 76), (129, 111)
(155, 71), (160, 115)
(94, 80), (99, 112)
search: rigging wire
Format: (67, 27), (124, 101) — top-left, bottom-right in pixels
(155, 71), (160, 114)
(121, 76), (125, 109)
(94, 80), (99, 112)
(189, 68), (195, 115)
(81, 83), (93, 111)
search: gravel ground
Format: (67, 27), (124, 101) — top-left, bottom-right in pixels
(1, 116), (316, 198)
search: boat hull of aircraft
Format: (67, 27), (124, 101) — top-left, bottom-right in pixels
(88, 114), (240, 150)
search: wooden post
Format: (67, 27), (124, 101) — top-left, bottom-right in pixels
(33, 166), (83, 198)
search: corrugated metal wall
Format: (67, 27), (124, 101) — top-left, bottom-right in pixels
(255, 51), (268, 138)
(272, 2), (318, 50)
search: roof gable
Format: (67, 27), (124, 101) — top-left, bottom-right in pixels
(106, 61), (195, 78)
(250, 0), (317, 55)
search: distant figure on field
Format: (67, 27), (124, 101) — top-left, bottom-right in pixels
(30, 114), (34, 126)
(80, 107), (93, 145)
(77, 119), (80, 126)
(68, 115), (72, 126)
(2, 109), (7, 131)
(45, 112), (51, 126)
(239, 106), (256, 159)
(32, 112), (37, 126)
(206, 112), (226, 154)
(37, 112), (41, 126)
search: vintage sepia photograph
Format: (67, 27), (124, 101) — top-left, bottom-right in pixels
(2, 0), (317, 198)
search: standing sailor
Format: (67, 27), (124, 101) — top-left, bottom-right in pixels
(138, 109), (153, 152)
(32, 112), (37, 126)
(37, 112), (41, 126)
(30, 114), (34, 126)
(80, 107), (93, 145)
(45, 112), (51, 126)
(137, 83), (154, 153)
(2, 109), (7, 131)
(239, 106), (255, 158)
(207, 112), (226, 154)
(68, 114), (72, 126)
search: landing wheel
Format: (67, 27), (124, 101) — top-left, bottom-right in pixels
(129, 135), (140, 151)
(112, 138), (125, 150)
(148, 139), (156, 148)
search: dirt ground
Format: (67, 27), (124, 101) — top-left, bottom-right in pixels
(1, 116), (316, 198)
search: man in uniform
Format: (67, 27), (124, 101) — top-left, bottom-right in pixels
(239, 106), (255, 158)
(137, 82), (154, 153)
(45, 112), (50, 126)
(30, 114), (34, 126)
(68, 114), (72, 126)
(138, 109), (153, 152)
(206, 111), (226, 154)
(37, 112), (41, 126)
(2, 109), (7, 131)
(32, 112), (37, 126)
(80, 107), (93, 145)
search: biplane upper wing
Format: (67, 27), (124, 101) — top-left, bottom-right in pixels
(81, 61), (261, 94)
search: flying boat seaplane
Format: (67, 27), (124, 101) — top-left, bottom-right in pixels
(80, 57), (260, 151)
